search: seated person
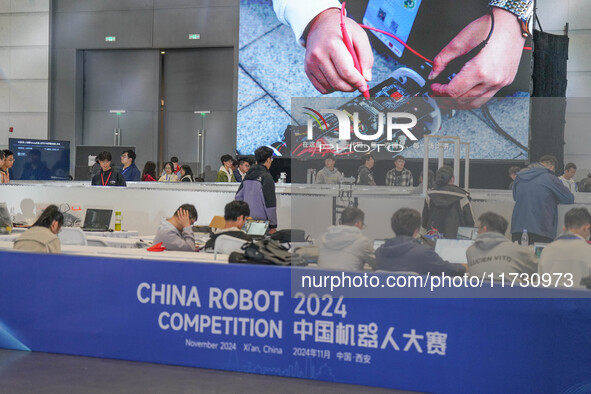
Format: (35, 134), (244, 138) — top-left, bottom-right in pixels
(204, 201), (252, 250)
(14, 205), (63, 253)
(91, 151), (126, 186)
(375, 208), (465, 276)
(318, 207), (375, 271)
(315, 153), (342, 184)
(159, 162), (179, 182)
(180, 165), (194, 182)
(539, 207), (591, 288)
(153, 204), (198, 252)
(142, 161), (157, 182)
(467, 212), (538, 282)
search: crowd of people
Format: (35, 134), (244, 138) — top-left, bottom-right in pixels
(5, 144), (591, 287)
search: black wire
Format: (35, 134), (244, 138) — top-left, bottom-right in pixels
(481, 104), (528, 152)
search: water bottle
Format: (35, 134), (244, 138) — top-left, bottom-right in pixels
(115, 211), (122, 231)
(521, 229), (528, 246)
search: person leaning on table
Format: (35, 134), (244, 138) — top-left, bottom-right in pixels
(14, 205), (63, 254)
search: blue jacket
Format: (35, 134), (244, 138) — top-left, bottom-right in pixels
(375, 235), (465, 276)
(235, 164), (277, 228)
(233, 169), (243, 183)
(121, 163), (141, 182)
(511, 165), (574, 239)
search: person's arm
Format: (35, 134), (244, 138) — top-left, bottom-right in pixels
(423, 248), (467, 276)
(361, 238), (377, 270)
(550, 175), (575, 205)
(429, 7), (528, 109)
(460, 196), (475, 227)
(422, 198), (429, 230)
(273, 0), (342, 44)
(235, 181), (245, 201)
(48, 238), (61, 254)
(91, 175), (99, 186)
(117, 172), (127, 187)
(262, 174), (278, 229)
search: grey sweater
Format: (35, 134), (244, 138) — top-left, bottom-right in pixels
(152, 219), (195, 252)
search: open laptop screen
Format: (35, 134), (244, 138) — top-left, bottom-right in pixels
(82, 209), (113, 231)
(434, 239), (474, 264)
(243, 219), (269, 236)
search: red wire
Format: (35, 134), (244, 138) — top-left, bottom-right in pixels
(359, 23), (434, 64)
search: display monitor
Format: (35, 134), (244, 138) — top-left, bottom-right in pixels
(8, 138), (70, 181)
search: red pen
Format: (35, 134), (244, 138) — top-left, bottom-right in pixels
(340, 2), (370, 99)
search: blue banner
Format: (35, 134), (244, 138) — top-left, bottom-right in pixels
(1, 250), (590, 393)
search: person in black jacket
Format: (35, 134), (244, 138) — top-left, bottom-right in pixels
(422, 165), (474, 238)
(235, 146), (277, 232)
(204, 201), (253, 250)
(91, 151), (126, 187)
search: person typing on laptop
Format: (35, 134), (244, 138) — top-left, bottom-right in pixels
(466, 212), (537, 283)
(204, 201), (253, 250)
(153, 204), (198, 252)
(375, 208), (465, 275)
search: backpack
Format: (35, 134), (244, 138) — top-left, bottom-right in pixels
(229, 239), (305, 266)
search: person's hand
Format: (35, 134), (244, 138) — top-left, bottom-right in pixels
(177, 209), (194, 229)
(429, 8), (526, 109)
(304, 8), (373, 94)
(267, 228), (277, 235)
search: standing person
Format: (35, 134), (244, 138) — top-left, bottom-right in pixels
(234, 157), (251, 183)
(91, 151), (126, 187)
(120, 150), (141, 182)
(13, 205), (63, 254)
(315, 153), (342, 184)
(356, 153), (376, 186)
(159, 162), (179, 182)
(422, 165), (474, 238)
(385, 155), (413, 186)
(216, 154), (236, 182)
(318, 207), (375, 271)
(152, 204), (198, 252)
(508, 166), (521, 189)
(1, 149), (15, 184)
(235, 146), (277, 233)
(559, 163), (577, 193)
(511, 155), (575, 244)
(141, 161), (157, 182)
(180, 165), (194, 182)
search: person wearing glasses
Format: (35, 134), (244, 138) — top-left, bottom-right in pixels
(1, 149), (15, 184)
(120, 150), (141, 182)
(14, 205), (64, 254)
(318, 207), (375, 271)
(235, 146), (278, 234)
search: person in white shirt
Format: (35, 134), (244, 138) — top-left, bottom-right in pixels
(539, 207), (591, 288)
(559, 162), (577, 193)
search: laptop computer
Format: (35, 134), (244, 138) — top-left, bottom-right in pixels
(81, 209), (113, 232)
(242, 219), (269, 238)
(373, 239), (386, 250)
(434, 239), (474, 264)
(457, 227), (479, 240)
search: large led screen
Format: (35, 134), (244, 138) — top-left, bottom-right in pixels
(238, 0), (533, 160)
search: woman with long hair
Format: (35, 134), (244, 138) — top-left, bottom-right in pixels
(142, 161), (157, 182)
(14, 205), (64, 253)
(180, 165), (194, 182)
